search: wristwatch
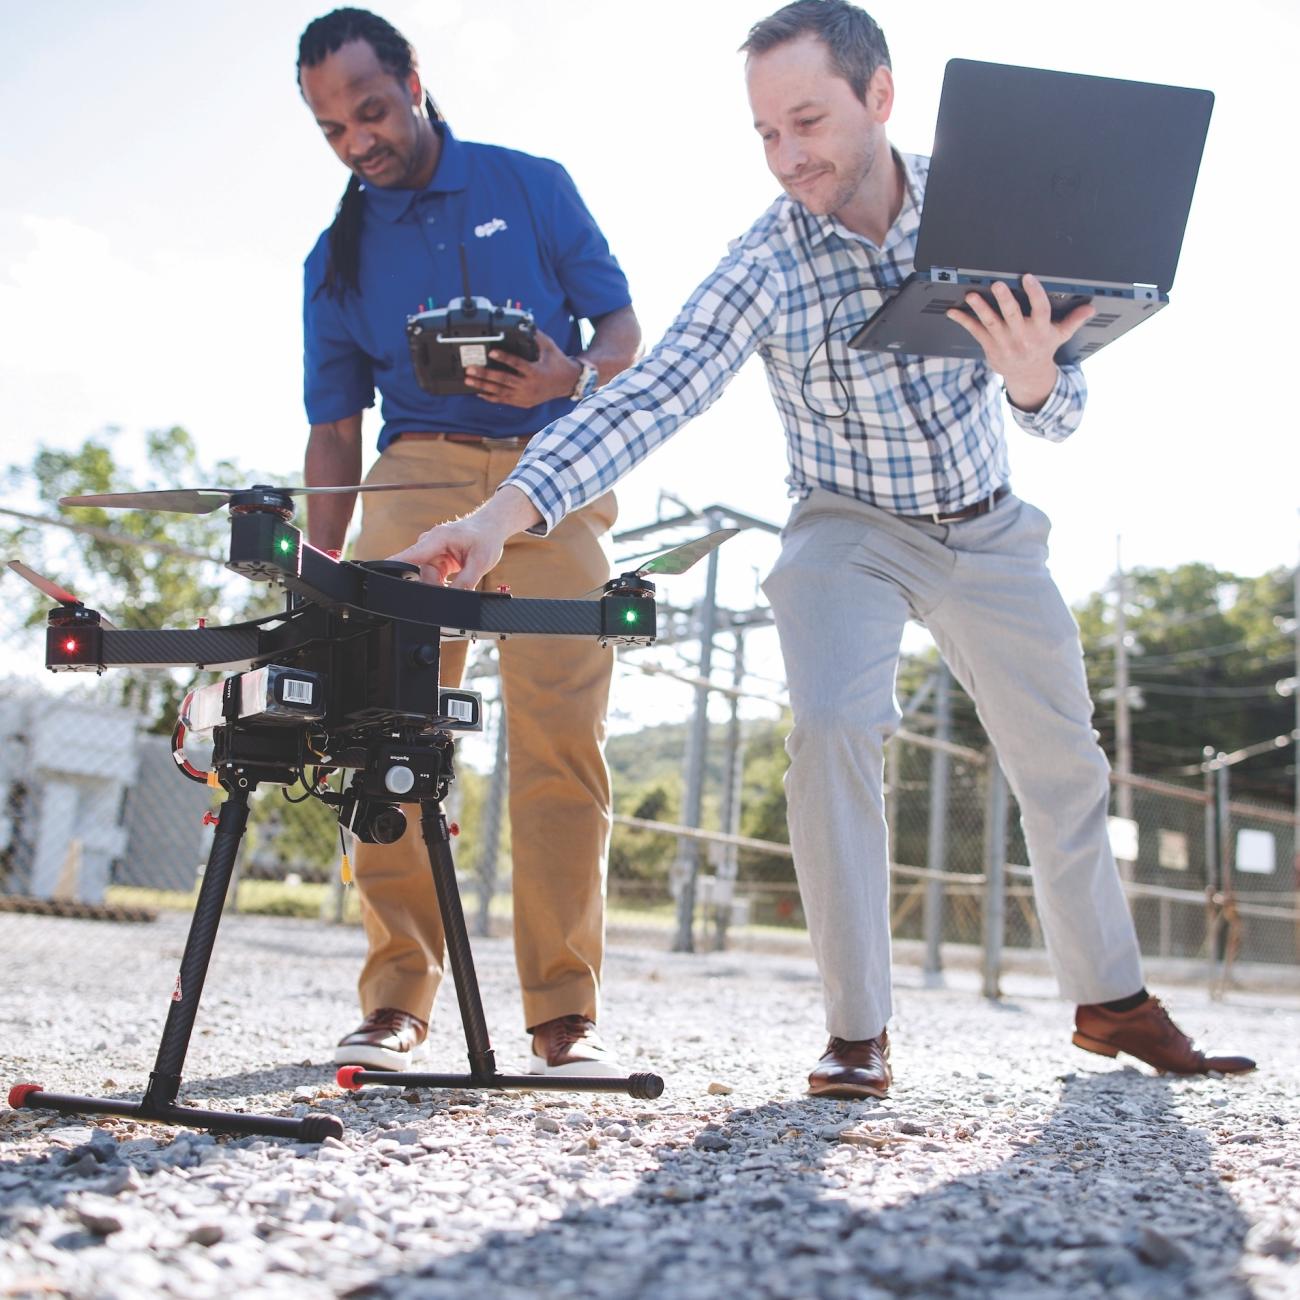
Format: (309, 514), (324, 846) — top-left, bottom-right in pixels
(568, 358), (599, 402)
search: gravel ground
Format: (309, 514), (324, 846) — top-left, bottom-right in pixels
(1, 910), (1298, 1299)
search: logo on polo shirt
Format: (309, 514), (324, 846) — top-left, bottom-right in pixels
(474, 217), (508, 238)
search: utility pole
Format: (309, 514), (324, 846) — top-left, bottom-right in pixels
(672, 509), (723, 953)
(475, 699), (508, 938)
(922, 662), (952, 978)
(1114, 539), (1132, 816)
(1113, 537), (1134, 881)
(714, 626), (747, 952)
(1293, 518), (1299, 869)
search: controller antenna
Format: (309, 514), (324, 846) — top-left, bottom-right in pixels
(459, 243), (476, 316)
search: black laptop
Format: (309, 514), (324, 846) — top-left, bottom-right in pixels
(847, 60), (1214, 365)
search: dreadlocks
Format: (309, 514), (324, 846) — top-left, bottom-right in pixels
(298, 8), (443, 300)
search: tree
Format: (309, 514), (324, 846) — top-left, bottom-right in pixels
(3, 428), (338, 888)
(5, 426), (284, 733)
(1076, 562), (1295, 800)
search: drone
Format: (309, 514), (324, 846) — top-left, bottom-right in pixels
(6, 480), (737, 1144)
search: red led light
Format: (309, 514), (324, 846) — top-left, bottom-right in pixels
(62, 637), (79, 654)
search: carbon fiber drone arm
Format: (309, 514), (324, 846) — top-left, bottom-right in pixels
(249, 517), (655, 643)
(43, 514), (655, 673)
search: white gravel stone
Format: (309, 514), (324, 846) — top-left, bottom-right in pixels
(2, 912), (1297, 1299)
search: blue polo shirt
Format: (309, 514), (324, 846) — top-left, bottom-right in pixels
(303, 124), (632, 450)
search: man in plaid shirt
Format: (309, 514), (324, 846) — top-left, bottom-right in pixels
(395, 1), (1256, 1093)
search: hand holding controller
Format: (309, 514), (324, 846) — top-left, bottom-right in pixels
(407, 293), (540, 397)
(405, 242), (542, 397)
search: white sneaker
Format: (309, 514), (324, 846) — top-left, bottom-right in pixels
(333, 1007), (428, 1072)
(528, 1015), (625, 1078)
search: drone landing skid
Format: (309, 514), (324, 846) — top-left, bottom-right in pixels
(335, 802), (664, 1103)
(8, 783), (344, 1142)
(10, 771), (662, 1145)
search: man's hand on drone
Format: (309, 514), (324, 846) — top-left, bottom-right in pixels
(390, 486), (543, 590)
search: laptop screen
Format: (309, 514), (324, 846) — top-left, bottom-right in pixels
(914, 60), (1214, 293)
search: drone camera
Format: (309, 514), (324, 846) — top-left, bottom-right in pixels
(344, 799), (408, 845)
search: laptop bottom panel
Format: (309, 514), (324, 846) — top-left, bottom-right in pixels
(846, 275), (1168, 365)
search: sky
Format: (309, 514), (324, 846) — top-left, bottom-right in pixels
(2, 0), (1298, 736)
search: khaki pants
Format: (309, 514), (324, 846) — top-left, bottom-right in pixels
(351, 436), (617, 1030)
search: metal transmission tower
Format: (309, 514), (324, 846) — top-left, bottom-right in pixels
(611, 501), (779, 953)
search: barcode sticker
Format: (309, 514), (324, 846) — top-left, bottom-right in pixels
(445, 698), (473, 722)
(459, 344), (488, 367)
(283, 678), (314, 705)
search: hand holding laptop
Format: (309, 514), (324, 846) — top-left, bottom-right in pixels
(946, 272), (1096, 411)
(847, 60), (1213, 367)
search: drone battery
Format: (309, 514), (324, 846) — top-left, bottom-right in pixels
(238, 665), (327, 725)
(436, 688), (483, 731)
(183, 665), (326, 734)
(180, 678), (228, 734)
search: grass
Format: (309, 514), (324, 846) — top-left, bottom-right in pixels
(104, 880), (685, 932)
(107, 879), (362, 923)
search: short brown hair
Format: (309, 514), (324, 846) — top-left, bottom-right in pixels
(740, 0), (891, 102)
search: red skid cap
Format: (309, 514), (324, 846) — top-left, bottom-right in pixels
(8, 1083), (44, 1109)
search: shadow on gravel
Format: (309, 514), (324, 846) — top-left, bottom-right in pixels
(344, 1072), (1251, 1300)
(174, 1063), (331, 1097)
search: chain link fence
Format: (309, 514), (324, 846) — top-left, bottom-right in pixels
(603, 729), (1299, 991)
(2, 526), (1297, 997)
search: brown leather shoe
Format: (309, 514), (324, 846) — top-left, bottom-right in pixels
(528, 1015), (623, 1078)
(808, 1030), (891, 1098)
(1073, 997), (1255, 1075)
(334, 1007), (428, 1071)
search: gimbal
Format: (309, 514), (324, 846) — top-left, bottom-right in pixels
(7, 483), (721, 1143)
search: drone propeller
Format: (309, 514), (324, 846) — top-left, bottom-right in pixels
(6, 560), (118, 628)
(621, 527), (741, 578)
(59, 481), (474, 516)
(582, 527), (741, 597)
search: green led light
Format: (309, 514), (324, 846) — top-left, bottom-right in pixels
(277, 535), (294, 554)
(623, 608), (639, 625)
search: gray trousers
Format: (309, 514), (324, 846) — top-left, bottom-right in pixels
(761, 488), (1144, 1040)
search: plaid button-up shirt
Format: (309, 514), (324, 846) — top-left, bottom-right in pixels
(507, 151), (1086, 532)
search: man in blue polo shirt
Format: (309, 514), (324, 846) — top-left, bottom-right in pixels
(297, 8), (641, 1075)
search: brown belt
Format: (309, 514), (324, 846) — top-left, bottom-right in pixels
(397, 432), (533, 450)
(900, 484), (1010, 525)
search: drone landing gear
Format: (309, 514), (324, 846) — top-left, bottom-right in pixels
(8, 785), (345, 1143)
(337, 800), (664, 1102)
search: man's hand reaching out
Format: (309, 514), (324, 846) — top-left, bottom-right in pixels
(389, 485), (543, 589)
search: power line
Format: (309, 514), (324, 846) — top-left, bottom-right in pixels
(1129, 631), (1291, 667)
(1128, 682), (1286, 698)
